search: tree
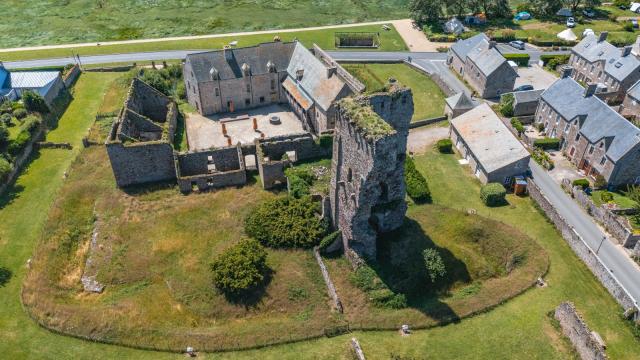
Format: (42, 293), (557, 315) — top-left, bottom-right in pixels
(210, 239), (269, 297)
(446, 0), (467, 17)
(531, 0), (563, 17)
(491, 0), (512, 18)
(409, 0), (443, 25)
(423, 248), (446, 283)
(0, 124), (8, 147)
(22, 91), (49, 113)
(0, 157), (11, 182)
(140, 70), (172, 96)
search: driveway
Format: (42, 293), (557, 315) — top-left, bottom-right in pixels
(392, 19), (451, 52)
(514, 64), (558, 90)
(407, 124), (449, 154)
(546, 150), (584, 185)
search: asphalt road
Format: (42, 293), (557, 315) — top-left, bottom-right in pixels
(530, 161), (640, 305)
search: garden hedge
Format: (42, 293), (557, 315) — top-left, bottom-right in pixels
(572, 178), (590, 189)
(405, 156), (431, 203)
(510, 118), (524, 135)
(499, 93), (514, 117)
(436, 138), (453, 153)
(503, 53), (530, 67)
(533, 138), (560, 150)
(480, 183), (507, 207)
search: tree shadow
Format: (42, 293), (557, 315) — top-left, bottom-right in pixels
(370, 217), (472, 324)
(0, 267), (12, 287)
(121, 180), (177, 196)
(222, 268), (274, 309)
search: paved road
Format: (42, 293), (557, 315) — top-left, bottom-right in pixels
(530, 161), (640, 304)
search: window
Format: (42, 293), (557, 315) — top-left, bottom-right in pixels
(271, 79), (276, 90)
(214, 88), (219, 96)
(588, 145), (594, 154)
(575, 133), (581, 142)
(259, 96), (265, 103)
(600, 157), (606, 165)
(347, 168), (353, 182)
(564, 123), (570, 133)
(246, 84), (251, 93)
(569, 147), (575, 156)
(599, 142), (604, 148)
(245, 98), (250, 106)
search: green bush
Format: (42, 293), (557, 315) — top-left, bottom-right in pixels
(210, 239), (269, 297)
(0, 157), (11, 182)
(540, 54), (570, 70)
(533, 137), (560, 150)
(285, 167), (314, 199)
(12, 108), (27, 120)
(0, 124), (8, 146)
(0, 113), (12, 125)
(572, 178), (590, 189)
(21, 115), (42, 134)
(0, 102), (12, 115)
(600, 191), (614, 203)
(503, 53), (530, 67)
(436, 138), (453, 153)
(535, 122), (545, 132)
(8, 130), (31, 156)
(317, 133), (333, 149)
(480, 183), (507, 207)
(22, 91), (49, 113)
(423, 248), (446, 283)
(499, 93), (514, 117)
(318, 231), (341, 252)
(176, 81), (186, 100)
(404, 156), (431, 203)
(532, 147), (554, 170)
(350, 264), (407, 309)
(140, 70), (172, 96)
(614, 0), (631, 8)
(510, 118), (524, 135)
(594, 175), (607, 189)
(623, 21), (635, 32)
(369, 288), (407, 309)
(244, 196), (328, 248)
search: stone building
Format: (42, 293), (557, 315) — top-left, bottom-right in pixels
(330, 83), (414, 262)
(183, 41), (355, 134)
(447, 33), (518, 98)
(450, 103), (530, 185)
(568, 32), (640, 104)
(535, 74), (640, 187)
(620, 80), (640, 120)
(444, 92), (475, 118)
(511, 89), (544, 117)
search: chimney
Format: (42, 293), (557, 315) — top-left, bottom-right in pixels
(560, 65), (573, 79)
(598, 31), (608, 43)
(296, 69), (304, 81)
(223, 45), (233, 61)
(327, 66), (337, 78)
(489, 41), (496, 49)
(584, 83), (598, 97)
(622, 46), (632, 57)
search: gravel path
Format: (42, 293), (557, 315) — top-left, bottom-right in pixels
(407, 125), (449, 154)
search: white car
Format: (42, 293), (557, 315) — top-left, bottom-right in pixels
(567, 17), (576, 28)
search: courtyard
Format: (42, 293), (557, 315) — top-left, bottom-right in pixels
(514, 64), (558, 91)
(185, 104), (305, 150)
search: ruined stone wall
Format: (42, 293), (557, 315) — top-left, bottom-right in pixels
(528, 178), (639, 316)
(177, 145), (241, 176)
(177, 170), (247, 193)
(259, 133), (332, 162)
(330, 87), (414, 261)
(106, 142), (176, 187)
(125, 78), (171, 122)
(554, 302), (608, 360)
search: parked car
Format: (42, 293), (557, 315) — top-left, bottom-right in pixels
(509, 40), (526, 50)
(566, 17), (576, 27)
(582, 8), (595, 18)
(514, 85), (534, 92)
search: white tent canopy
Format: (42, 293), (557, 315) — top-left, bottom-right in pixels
(557, 29), (577, 41)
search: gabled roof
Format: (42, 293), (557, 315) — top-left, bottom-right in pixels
(450, 33), (490, 60)
(445, 92), (474, 110)
(572, 34), (640, 82)
(282, 76), (312, 110)
(6, 70), (60, 90)
(467, 43), (514, 77)
(541, 77), (640, 162)
(513, 89), (544, 104)
(627, 80), (640, 101)
(451, 103), (529, 173)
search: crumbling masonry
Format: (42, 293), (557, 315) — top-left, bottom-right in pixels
(330, 84), (414, 262)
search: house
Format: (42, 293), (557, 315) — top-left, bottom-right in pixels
(183, 41), (354, 134)
(535, 72), (640, 187)
(444, 18), (464, 35)
(450, 103), (530, 185)
(568, 32), (640, 104)
(447, 33), (518, 98)
(0, 63), (65, 105)
(511, 89), (544, 117)
(444, 92), (475, 118)
(620, 80), (640, 119)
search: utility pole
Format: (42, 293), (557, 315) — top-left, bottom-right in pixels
(596, 235), (606, 255)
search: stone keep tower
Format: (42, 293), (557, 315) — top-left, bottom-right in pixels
(329, 83), (414, 262)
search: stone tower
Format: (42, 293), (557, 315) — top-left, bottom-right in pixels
(329, 83), (414, 263)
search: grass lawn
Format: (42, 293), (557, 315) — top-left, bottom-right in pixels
(0, 1), (409, 49)
(591, 189), (638, 209)
(341, 63), (446, 121)
(0, 24), (407, 63)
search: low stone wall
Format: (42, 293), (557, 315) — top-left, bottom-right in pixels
(567, 183), (640, 248)
(408, 115), (447, 129)
(177, 169), (247, 193)
(554, 302), (608, 360)
(528, 178), (639, 317)
(106, 141), (176, 187)
(177, 145), (241, 176)
(313, 247), (343, 313)
(35, 141), (72, 150)
(350, 338), (366, 360)
(63, 65), (81, 88)
(404, 60), (456, 97)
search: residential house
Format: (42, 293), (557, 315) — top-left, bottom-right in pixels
(444, 92), (475, 118)
(620, 80), (640, 120)
(183, 41), (354, 134)
(450, 103), (530, 185)
(568, 32), (640, 104)
(511, 89), (544, 117)
(535, 74), (640, 187)
(0, 63), (65, 105)
(447, 33), (518, 98)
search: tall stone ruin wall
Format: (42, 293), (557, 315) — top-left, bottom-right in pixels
(554, 302), (608, 360)
(177, 145), (242, 176)
(125, 78), (172, 122)
(106, 142), (176, 187)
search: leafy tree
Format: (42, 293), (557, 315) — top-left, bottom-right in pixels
(210, 239), (269, 297)
(499, 93), (514, 117)
(409, 0), (443, 25)
(423, 248), (446, 283)
(0, 113), (11, 126)
(405, 156), (431, 203)
(446, 0), (468, 17)
(22, 91), (49, 113)
(614, 0), (631, 8)
(491, 0), (512, 18)
(0, 124), (8, 147)
(531, 0), (563, 17)
(0, 157), (12, 182)
(140, 70), (172, 96)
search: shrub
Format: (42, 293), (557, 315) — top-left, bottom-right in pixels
(404, 156), (431, 203)
(0, 124), (8, 146)
(503, 53), (530, 67)
(140, 70), (172, 95)
(532, 147), (554, 170)
(318, 231), (341, 252)
(600, 191), (614, 203)
(12, 108), (27, 120)
(540, 54), (570, 70)
(436, 46), (449, 53)
(350, 264), (407, 309)
(0, 102), (12, 115)
(624, 21), (635, 32)
(285, 167), (314, 198)
(0, 157), (11, 182)
(8, 130), (31, 156)
(369, 288), (407, 309)
(572, 178), (590, 189)
(535, 122), (545, 132)
(436, 138), (452, 153)
(499, 93), (514, 117)
(21, 115), (42, 134)
(317, 133), (333, 149)
(210, 239), (269, 297)
(510, 118), (524, 136)
(176, 81), (186, 100)
(244, 196), (328, 248)
(594, 175), (607, 189)
(0, 113), (12, 126)
(614, 0), (631, 8)
(22, 91), (49, 113)
(423, 248), (446, 283)
(480, 183), (507, 207)
(533, 137), (560, 150)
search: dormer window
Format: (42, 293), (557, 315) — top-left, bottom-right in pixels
(267, 60), (276, 73)
(296, 69), (304, 80)
(241, 63), (251, 76)
(600, 157), (606, 165)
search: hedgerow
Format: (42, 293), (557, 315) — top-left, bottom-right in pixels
(404, 156), (431, 203)
(480, 183), (507, 207)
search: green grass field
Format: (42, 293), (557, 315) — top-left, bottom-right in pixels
(341, 63), (446, 121)
(0, 1), (409, 49)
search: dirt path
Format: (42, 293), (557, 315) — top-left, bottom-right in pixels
(392, 19), (452, 52)
(407, 125), (449, 154)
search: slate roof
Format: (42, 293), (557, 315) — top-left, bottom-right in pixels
(628, 80), (640, 101)
(632, 35), (640, 56)
(450, 33), (490, 60)
(186, 42), (296, 82)
(8, 71), (60, 89)
(451, 103), (529, 173)
(467, 44), (514, 77)
(513, 89), (544, 104)
(572, 34), (640, 82)
(445, 92), (475, 110)
(541, 77), (640, 162)
(282, 77), (312, 110)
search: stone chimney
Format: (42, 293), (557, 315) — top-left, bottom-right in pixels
(560, 65), (573, 79)
(488, 41), (496, 49)
(296, 69), (304, 81)
(584, 83), (598, 97)
(223, 45), (233, 61)
(327, 66), (337, 78)
(622, 46), (632, 57)
(598, 31), (608, 43)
